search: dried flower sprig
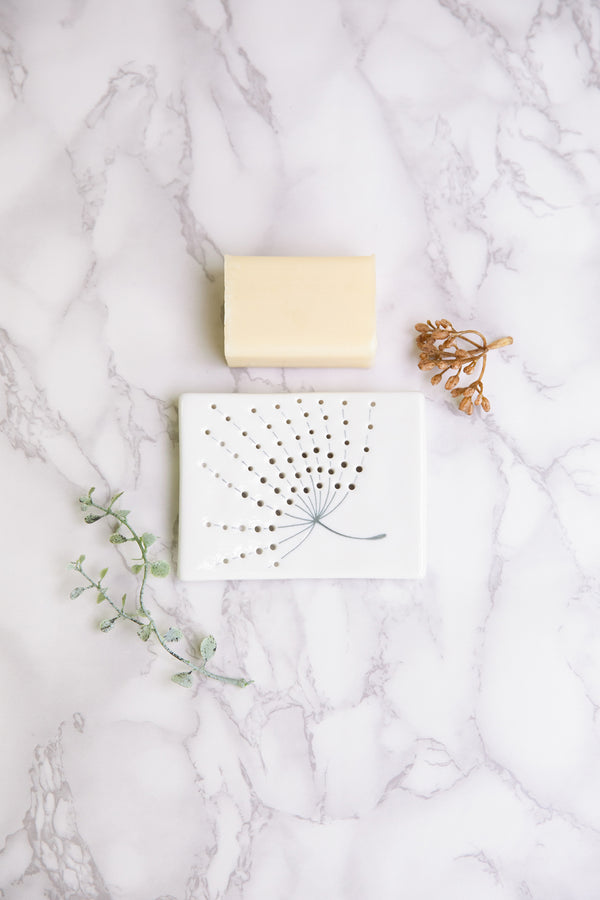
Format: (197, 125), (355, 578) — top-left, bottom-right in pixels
(68, 488), (252, 688)
(415, 319), (513, 415)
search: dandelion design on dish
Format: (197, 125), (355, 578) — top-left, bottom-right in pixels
(192, 395), (386, 571)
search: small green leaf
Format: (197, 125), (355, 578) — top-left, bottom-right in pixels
(70, 586), (85, 599)
(164, 627), (183, 643)
(172, 671), (193, 688)
(117, 509), (131, 519)
(142, 532), (156, 547)
(109, 491), (124, 506)
(96, 592), (105, 604)
(84, 514), (102, 524)
(99, 567), (108, 580)
(99, 618), (115, 633)
(138, 623), (153, 642)
(121, 593), (127, 611)
(88, 487), (96, 497)
(131, 564), (143, 575)
(78, 496), (91, 506)
(200, 635), (217, 662)
(150, 560), (169, 578)
(109, 533), (127, 544)
(77, 554), (86, 565)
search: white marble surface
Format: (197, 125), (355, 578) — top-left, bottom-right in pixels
(1, 1), (600, 897)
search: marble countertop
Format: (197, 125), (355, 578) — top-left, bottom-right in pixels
(2, 1), (600, 898)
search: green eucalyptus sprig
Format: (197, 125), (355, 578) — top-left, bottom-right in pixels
(68, 487), (252, 689)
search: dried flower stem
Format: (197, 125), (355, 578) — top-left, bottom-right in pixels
(415, 319), (513, 415)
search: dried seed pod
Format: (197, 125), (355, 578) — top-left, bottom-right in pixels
(415, 317), (511, 416)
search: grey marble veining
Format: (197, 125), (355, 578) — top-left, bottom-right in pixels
(1, 1), (600, 898)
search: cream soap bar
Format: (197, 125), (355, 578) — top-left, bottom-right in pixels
(224, 255), (376, 367)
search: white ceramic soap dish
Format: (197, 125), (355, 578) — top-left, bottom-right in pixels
(178, 392), (425, 580)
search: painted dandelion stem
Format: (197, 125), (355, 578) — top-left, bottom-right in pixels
(196, 396), (386, 570)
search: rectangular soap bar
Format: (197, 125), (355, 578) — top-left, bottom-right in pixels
(224, 255), (376, 367)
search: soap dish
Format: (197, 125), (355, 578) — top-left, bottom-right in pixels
(178, 392), (425, 580)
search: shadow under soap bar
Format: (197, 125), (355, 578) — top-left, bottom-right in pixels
(224, 255), (376, 367)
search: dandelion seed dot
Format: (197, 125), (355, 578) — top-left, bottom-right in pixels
(223, 558), (229, 564)
(287, 499), (294, 505)
(356, 465), (363, 473)
(211, 404), (216, 409)
(260, 477), (267, 484)
(269, 457), (276, 464)
(317, 482), (323, 489)
(257, 500), (264, 507)
(328, 468), (334, 475)
(241, 491), (248, 498)
(256, 548), (263, 555)
(327, 452), (334, 459)
(341, 462), (348, 468)
(370, 401), (376, 407)
(303, 487), (310, 493)
(268, 525), (276, 532)
(225, 415), (231, 421)
(254, 526), (262, 532)
(364, 447), (370, 452)
(274, 562), (280, 567)
(274, 487), (281, 494)
(278, 472), (285, 479)
(349, 484), (356, 491)
(204, 429), (210, 435)
(276, 509), (282, 516)
(270, 544), (277, 551)
(240, 553), (246, 559)
(334, 483), (341, 490)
